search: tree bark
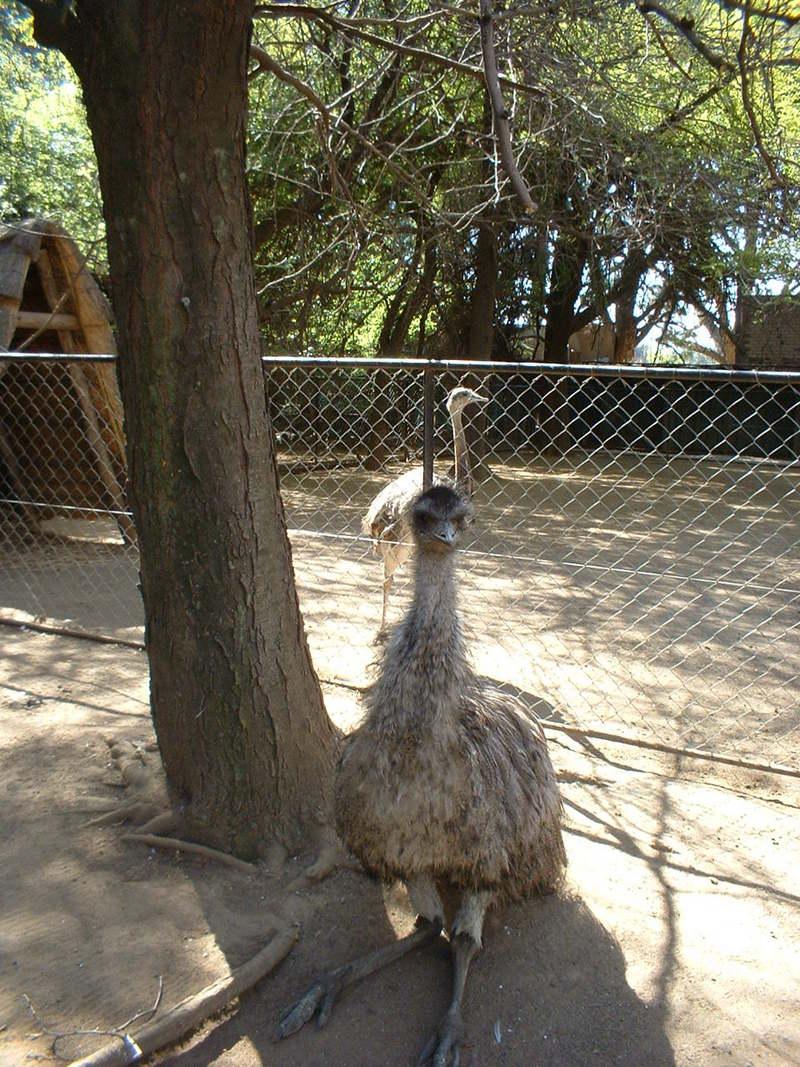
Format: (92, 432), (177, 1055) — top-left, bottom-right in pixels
(38, 0), (338, 856)
(544, 229), (588, 361)
(614, 275), (639, 364)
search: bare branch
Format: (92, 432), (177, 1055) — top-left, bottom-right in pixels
(720, 0), (800, 26)
(736, 2), (785, 188)
(478, 0), (537, 214)
(254, 2), (545, 100)
(637, 2), (736, 72)
(249, 45), (432, 219)
(648, 74), (736, 135)
(249, 44), (330, 130)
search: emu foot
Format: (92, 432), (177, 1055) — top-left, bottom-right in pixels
(417, 1007), (464, 1067)
(275, 967), (346, 1038)
(276, 919), (443, 1042)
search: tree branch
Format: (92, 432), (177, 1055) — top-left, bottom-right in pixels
(254, 3), (545, 99)
(736, 1), (785, 188)
(478, 0), (537, 215)
(637, 2), (735, 72)
(249, 46), (433, 215)
(720, 0), (800, 26)
(648, 74), (735, 135)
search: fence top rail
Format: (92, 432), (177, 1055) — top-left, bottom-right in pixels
(4, 350), (800, 385)
(1, 351), (117, 363)
(261, 354), (800, 385)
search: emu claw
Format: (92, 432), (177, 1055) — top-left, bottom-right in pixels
(417, 1009), (463, 1067)
(274, 973), (342, 1039)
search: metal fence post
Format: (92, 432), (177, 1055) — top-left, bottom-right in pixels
(423, 366), (434, 490)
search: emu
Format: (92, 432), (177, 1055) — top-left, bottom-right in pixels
(362, 386), (488, 632)
(278, 484), (566, 1065)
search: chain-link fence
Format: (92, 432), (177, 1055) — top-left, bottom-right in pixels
(2, 353), (799, 771)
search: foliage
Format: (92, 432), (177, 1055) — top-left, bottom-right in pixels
(0, 7), (105, 271)
(4, 1), (799, 361)
(249, 0), (800, 363)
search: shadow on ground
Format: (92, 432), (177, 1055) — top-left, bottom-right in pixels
(160, 876), (675, 1067)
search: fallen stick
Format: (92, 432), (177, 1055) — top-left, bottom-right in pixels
(68, 924), (299, 1067)
(121, 832), (258, 874)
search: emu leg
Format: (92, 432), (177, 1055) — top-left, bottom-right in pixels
(416, 933), (478, 1067)
(380, 569), (393, 632)
(417, 890), (490, 1067)
(275, 917), (443, 1039)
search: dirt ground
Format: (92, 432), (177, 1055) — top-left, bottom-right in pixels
(2, 452), (798, 771)
(1, 623), (799, 1067)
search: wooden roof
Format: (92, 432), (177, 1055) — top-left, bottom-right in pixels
(0, 220), (133, 541)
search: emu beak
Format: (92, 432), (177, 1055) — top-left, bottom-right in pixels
(433, 520), (457, 546)
(468, 391), (489, 407)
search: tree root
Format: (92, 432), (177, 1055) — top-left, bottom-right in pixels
(121, 832), (259, 874)
(84, 801), (165, 829)
(135, 809), (180, 836)
(286, 826), (346, 891)
(67, 923), (299, 1067)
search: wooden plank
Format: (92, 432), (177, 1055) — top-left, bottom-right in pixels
(37, 248), (136, 545)
(14, 309), (80, 332)
(50, 234), (126, 452)
(0, 227), (42, 349)
(53, 230), (117, 356)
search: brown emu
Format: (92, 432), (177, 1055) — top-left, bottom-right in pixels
(362, 387), (488, 632)
(277, 484), (566, 1065)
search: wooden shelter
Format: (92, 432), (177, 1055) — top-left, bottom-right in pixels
(0, 219), (134, 543)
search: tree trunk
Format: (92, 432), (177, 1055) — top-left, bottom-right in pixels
(614, 291), (638, 364)
(40, 0), (338, 857)
(544, 230), (588, 362)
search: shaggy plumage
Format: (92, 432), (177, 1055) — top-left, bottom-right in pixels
(278, 485), (565, 1065)
(340, 485), (565, 905)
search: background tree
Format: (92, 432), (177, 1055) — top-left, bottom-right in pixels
(0, 7), (103, 269)
(248, 1), (799, 363)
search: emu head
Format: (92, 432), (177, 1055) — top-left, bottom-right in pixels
(445, 387), (489, 418)
(411, 485), (474, 553)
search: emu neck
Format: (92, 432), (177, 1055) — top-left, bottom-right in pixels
(451, 410), (473, 497)
(372, 545), (468, 732)
(409, 547), (460, 638)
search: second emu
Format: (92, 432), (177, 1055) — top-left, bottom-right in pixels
(277, 484), (566, 1065)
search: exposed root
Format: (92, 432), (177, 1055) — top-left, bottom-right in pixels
(85, 736), (186, 844)
(135, 809), (180, 836)
(67, 924), (298, 1067)
(84, 801), (165, 829)
(286, 826), (346, 891)
(122, 832), (259, 874)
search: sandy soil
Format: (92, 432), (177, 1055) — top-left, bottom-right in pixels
(1, 624), (798, 1067)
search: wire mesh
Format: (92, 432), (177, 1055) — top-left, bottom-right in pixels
(0, 355), (142, 641)
(1, 353), (798, 770)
